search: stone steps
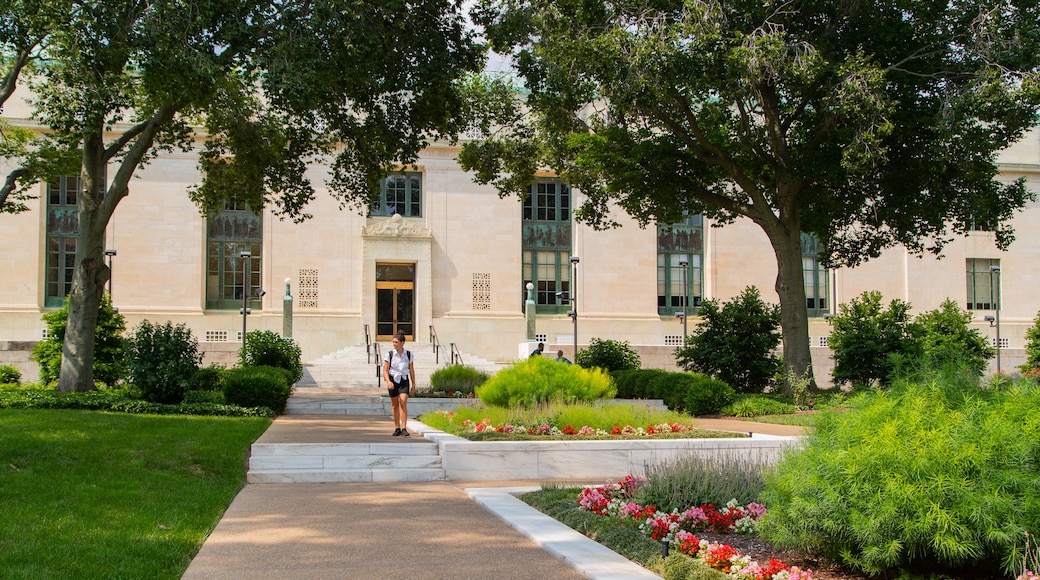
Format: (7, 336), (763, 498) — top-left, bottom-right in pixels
(247, 441), (446, 483)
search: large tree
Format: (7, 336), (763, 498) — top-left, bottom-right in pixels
(460, 0), (1040, 388)
(1, 0), (483, 391)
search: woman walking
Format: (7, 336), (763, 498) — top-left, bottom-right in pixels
(383, 331), (416, 436)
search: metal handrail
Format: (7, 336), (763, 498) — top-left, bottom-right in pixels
(373, 342), (382, 387)
(450, 342), (464, 366)
(364, 324), (372, 364)
(429, 325), (440, 365)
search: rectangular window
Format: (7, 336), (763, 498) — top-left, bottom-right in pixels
(372, 172), (422, 217)
(966, 258), (1000, 310)
(45, 177), (81, 307)
(206, 200), (262, 310)
(522, 179), (572, 313)
(657, 215), (703, 316)
(801, 233), (829, 317)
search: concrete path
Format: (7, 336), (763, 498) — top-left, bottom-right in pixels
(183, 408), (805, 579)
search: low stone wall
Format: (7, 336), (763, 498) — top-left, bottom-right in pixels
(415, 422), (800, 481)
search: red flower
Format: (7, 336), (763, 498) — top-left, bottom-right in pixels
(563, 425), (576, 435)
(611, 424), (621, 435)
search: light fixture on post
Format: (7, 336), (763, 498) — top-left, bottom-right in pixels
(239, 250), (252, 342)
(678, 258), (689, 340)
(104, 249), (117, 299)
(569, 256), (580, 359)
(990, 264), (1001, 373)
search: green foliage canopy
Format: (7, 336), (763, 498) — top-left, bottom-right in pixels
(915, 299), (995, 376)
(463, 0), (1040, 387)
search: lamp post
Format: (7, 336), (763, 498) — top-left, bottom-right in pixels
(104, 249), (116, 298)
(569, 256), (580, 360)
(239, 250), (251, 341)
(991, 264), (1001, 373)
(678, 258), (689, 340)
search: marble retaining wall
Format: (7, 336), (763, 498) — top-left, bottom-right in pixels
(414, 423), (801, 481)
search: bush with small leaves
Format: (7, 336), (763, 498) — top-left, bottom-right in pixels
(223, 365), (293, 413)
(429, 364), (489, 395)
(1021, 310), (1040, 377)
(675, 286), (781, 394)
(127, 320), (202, 404)
(476, 356), (615, 408)
(575, 338), (641, 372)
(610, 368), (670, 399)
(239, 330), (303, 384)
(829, 291), (922, 390)
(760, 372), (1040, 576)
(31, 294), (127, 386)
(194, 364), (227, 392)
(916, 299), (994, 376)
(0, 364), (21, 385)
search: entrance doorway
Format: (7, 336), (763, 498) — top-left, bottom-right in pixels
(376, 263), (415, 340)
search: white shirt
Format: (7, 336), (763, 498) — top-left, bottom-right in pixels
(384, 349), (412, 382)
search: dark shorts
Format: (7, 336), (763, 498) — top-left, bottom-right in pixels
(388, 377), (411, 398)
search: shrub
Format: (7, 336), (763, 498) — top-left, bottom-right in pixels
(239, 330), (303, 384)
(1021, 310), (1040, 376)
(759, 373), (1040, 576)
(31, 294), (127, 386)
(476, 356), (616, 408)
(127, 320), (202, 404)
(722, 396), (797, 417)
(575, 338), (641, 372)
(675, 286), (781, 394)
(429, 364), (489, 395)
(611, 369), (669, 399)
(637, 451), (768, 511)
(0, 364), (21, 385)
(828, 291), (922, 389)
(183, 390), (225, 404)
(223, 365), (293, 413)
(669, 373), (737, 416)
(915, 299), (995, 377)
(194, 364), (227, 392)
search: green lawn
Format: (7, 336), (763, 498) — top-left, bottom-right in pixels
(0, 409), (270, 579)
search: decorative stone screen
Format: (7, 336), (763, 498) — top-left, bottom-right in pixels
(472, 273), (491, 310)
(298, 269), (318, 308)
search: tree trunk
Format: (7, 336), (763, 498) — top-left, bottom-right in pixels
(764, 224), (815, 394)
(57, 141), (110, 393)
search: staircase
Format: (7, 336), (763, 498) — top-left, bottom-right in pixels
(294, 342), (501, 392)
(247, 343), (498, 483)
(248, 443), (446, 483)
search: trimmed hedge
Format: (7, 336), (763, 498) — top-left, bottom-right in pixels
(223, 365), (293, 413)
(429, 364), (489, 395)
(611, 369), (737, 416)
(0, 387), (272, 417)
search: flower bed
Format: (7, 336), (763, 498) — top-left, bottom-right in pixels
(578, 476), (814, 580)
(435, 409), (696, 438)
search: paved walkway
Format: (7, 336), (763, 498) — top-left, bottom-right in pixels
(183, 411), (805, 579)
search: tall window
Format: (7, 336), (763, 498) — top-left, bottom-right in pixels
(522, 179), (572, 313)
(966, 258), (1000, 310)
(801, 233), (829, 317)
(45, 177), (80, 307)
(372, 172), (422, 217)
(657, 215), (703, 315)
(206, 199), (262, 310)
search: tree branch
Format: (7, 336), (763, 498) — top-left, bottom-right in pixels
(0, 48), (32, 110)
(0, 167), (29, 208)
(100, 102), (184, 222)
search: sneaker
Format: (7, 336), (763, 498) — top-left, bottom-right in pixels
(401, 429), (410, 437)
(392, 428), (402, 436)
